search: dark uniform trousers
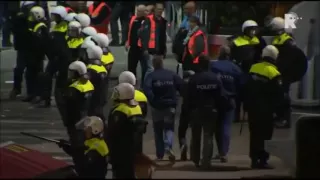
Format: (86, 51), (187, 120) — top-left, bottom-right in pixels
(25, 54), (43, 97)
(127, 46), (143, 77)
(178, 101), (190, 147)
(190, 109), (217, 164)
(13, 50), (27, 93)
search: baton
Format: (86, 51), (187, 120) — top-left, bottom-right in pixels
(20, 132), (70, 146)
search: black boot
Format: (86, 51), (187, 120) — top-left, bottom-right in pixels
(180, 144), (187, 161)
(251, 159), (260, 169)
(9, 89), (21, 99)
(36, 100), (51, 108)
(21, 96), (35, 102)
(257, 160), (274, 169)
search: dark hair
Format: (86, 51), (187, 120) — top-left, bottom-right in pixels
(188, 15), (200, 25)
(198, 54), (210, 70)
(155, 2), (164, 7)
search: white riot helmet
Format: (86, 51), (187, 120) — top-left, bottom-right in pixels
(51, 6), (68, 19)
(118, 71), (136, 86)
(75, 116), (104, 135)
(270, 17), (285, 31)
(111, 83), (138, 105)
(84, 36), (99, 46)
(82, 27), (97, 37)
(81, 39), (96, 49)
(68, 21), (82, 37)
(29, 6), (45, 21)
(262, 45), (279, 61)
(86, 45), (103, 60)
(64, 12), (77, 22)
(68, 60), (87, 78)
(241, 20), (258, 32)
(20, 1), (36, 7)
(74, 13), (91, 28)
(92, 33), (110, 48)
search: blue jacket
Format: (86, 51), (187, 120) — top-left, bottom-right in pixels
(143, 68), (183, 109)
(210, 60), (244, 97)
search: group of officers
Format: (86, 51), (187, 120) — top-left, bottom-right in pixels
(8, 0), (308, 178)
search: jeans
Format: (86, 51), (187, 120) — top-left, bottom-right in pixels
(141, 53), (154, 88)
(151, 107), (176, 159)
(215, 99), (235, 156)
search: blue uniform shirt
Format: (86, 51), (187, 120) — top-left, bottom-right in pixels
(143, 68), (183, 109)
(210, 60), (244, 97)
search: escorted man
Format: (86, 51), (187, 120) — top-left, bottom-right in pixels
(58, 116), (109, 178)
(83, 45), (108, 121)
(139, 2), (167, 88)
(88, 1), (111, 34)
(186, 55), (228, 169)
(107, 83), (146, 178)
(26, 6), (50, 103)
(230, 20), (266, 122)
(245, 45), (285, 169)
(145, 4), (155, 16)
(182, 15), (208, 73)
(270, 17), (308, 128)
(126, 5), (147, 77)
(9, 1), (36, 99)
(144, 56), (184, 161)
(65, 60), (94, 149)
(210, 46), (243, 162)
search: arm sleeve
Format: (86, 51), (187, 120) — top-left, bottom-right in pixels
(140, 18), (151, 51)
(90, 5), (111, 24)
(173, 73), (184, 95)
(143, 73), (154, 102)
(193, 35), (205, 57)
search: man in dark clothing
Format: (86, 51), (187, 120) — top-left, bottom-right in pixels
(186, 55), (228, 169)
(143, 56), (184, 160)
(140, 2), (167, 88)
(9, 2), (36, 99)
(126, 5), (147, 77)
(109, 1), (135, 46)
(210, 46), (243, 162)
(88, 1), (111, 34)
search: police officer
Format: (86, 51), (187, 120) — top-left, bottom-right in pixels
(178, 70), (195, 161)
(245, 45), (285, 169)
(92, 33), (115, 76)
(230, 20), (266, 122)
(9, 1), (36, 99)
(22, 6), (49, 103)
(186, 55), (228, 169)
(64, 12), (77, 23)
(269, 17), (308, 128)
(58, 116), (109, 178)
(74, 13), (91, 28)
(210, 46), (243, 162)
(107, 83), (147, 178)
(81, 26), (97, 38)
(65, 60), (94, 147)
(42, 6), (68, 108)
(143, 56), (183, 161)
(82, 45), (108, 121)
(118, 71), (148, 117)
(65, 21), (84, 62)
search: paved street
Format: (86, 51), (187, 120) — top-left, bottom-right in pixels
(0, 46), (318, 178)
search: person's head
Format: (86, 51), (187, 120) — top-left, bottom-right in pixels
(67, 21), (82, 37)
(74, 13), (91, 28)
(68, 60), (87, 80)
(261, 45), (279, 64)
(75, 116), (104, 139)
(111, 83), (138, 106)
(79, 39), (95, 63)
(21, 1), (37, 14)
(64, 12), (77, 23)
(50, 6), (68, 23)
(242, 20), (258, 38)
(92, 33), (110, 51)
(183, 1), (196, 16)
(218, 45), (231, 60)
(269, 17), (285, 35)
(145, 5), (155, 15)
(152, 55), (163, 69)
(86, 45), (103, 63)
(81, 26), (97, 38)
(118, 71), (137, 86)
(136, 5), (146, 17)
(188, 15), (200, 29)
(154, 3), (164, 17)
(198, 55), (211, 71)
(28, 6), (45, 22)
